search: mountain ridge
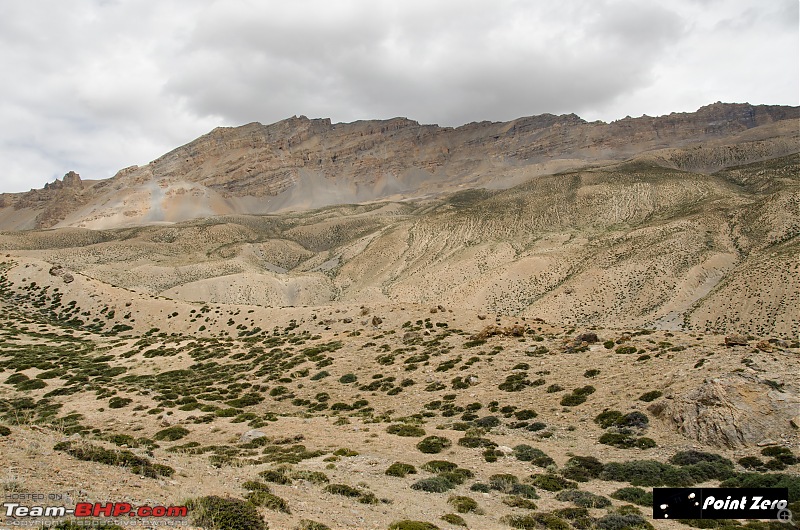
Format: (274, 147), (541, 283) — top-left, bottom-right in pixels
(1, 102), (797, 231)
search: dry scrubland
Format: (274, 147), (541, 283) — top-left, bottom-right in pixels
(0, 156), (798, 530)
(0, 110), (797, 529)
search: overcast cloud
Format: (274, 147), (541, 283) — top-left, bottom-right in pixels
(0, 0), (797, 193)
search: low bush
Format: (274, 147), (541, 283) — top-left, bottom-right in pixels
(502, 496), (538, 509)
(513, 445), (554, 467)
(246, 490), (290, 513)
(501, 513), (570, 530)
(410, 476), (454, 493)
(387, 424), (426, 437)
(488, 473), (519, 493)
(638, 390), (662, 402)
(594, 513), (654, 530)
(153, 426), (190, 442)
(388, 521), (440, 530)
(530, 474), (578, 492)
(561, 455), (604, 482)
(600, 460), (694, 487)
(386, 462), (417, 477)
(417, 436), (451, 454)
(720, 473), (800, 502)
(447, 495), (480, 513)
(185, 496), (267, 530)
(440, 513), (466, 527)
(610, 487), (653, 507)
(422, 460), (458, 473)
(555, 489), (611, 508)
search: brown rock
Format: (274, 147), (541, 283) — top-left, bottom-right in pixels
(648, 374), (800, 448)
(725, 334), (749, 347)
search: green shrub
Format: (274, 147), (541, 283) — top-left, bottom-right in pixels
(501, 513), (570, 530)
(488, 473), (519, 493)
(594, 513), (654, 530)
(53, 441), (173, 478)
(611, 487), (653, 507)
(510, 484), (539, 499)
(560, 386), (595, 406)
(469, 482), (490, 492)
(600, 460), (694, 487)
(416, 436), (451, 454)
(290, 470), (329, 484)
(246, 490), (290, 513)
(242, 481), (271, 492)
(638, 390), (662, 402)
(410, 476), (454, 493)
(599, 432), (656, 449)
(185, 496), (267, 530)
(561, 455), (604, 482)
(615, 346), (637, 355)
(386, 462), (417, 477)
(720, 473), (800, 502)
(153, 426), (190, 441)
(440, 514), (466, 527)
(297, 520), (331, 530)
(474, 415), (501, 429)
(595, 410), (625, 428)
(338, 373), (357, 384)
(324, 483), (376, 503)
(447, 495), (479, 513)
(108, 397), (133, 409)
(584, 369), (600, 378)
(513, 445), (554, 467)
(737, 456), (765, 470)
(386, 424), (426, 437)
(422, 460), (458, 473)
(555, 489), (611, 508)
(0, 425), (11, 436)
(388, 521), (440, 530)
(502, 496), (538, 509)
(259, 469), (292, 485)
(530, 474), (578, 492)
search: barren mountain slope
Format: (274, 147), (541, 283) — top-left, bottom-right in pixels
(0, 103), (797, 230)
(1, 154), (797, 338)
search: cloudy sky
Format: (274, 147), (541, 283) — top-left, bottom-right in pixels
(1, 0), (797, 193)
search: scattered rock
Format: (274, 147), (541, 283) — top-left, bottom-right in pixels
(239, 430), (268, 443)
(756, 341), (773, 352)
(371, 316), (383, 326)
(62, 273), (74, 284)
(477, 314), (487, 320)
(725, 334), (749, 347)
(576, 332), (599, 344)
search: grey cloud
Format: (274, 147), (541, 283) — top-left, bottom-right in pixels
(0, 0), (796, 193)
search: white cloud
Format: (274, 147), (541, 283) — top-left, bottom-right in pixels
(0, 0), (796, 193)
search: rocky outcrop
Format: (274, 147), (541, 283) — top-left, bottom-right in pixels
(44, 171), (83, 191)
(648, 374), (800, 448)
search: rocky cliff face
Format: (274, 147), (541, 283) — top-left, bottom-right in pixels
(0, 102), (797, 230)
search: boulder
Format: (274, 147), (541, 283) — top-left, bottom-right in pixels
(239, 430), (267, 443)
(648, 374), (800, 448)
(725, 334), (749, 347)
